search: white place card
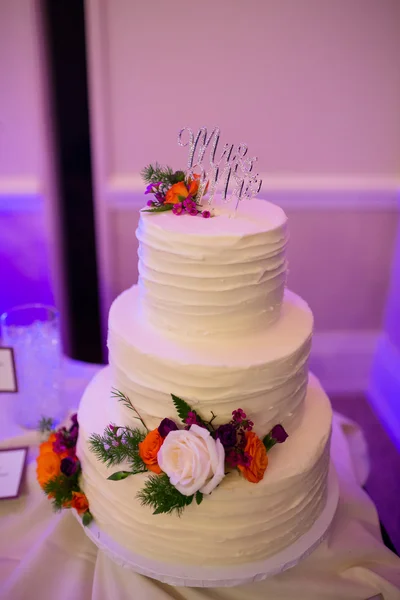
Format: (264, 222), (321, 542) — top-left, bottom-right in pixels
(0, 447), (28, 499)
(0, 347), (17, 393)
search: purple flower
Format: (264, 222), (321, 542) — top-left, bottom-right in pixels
(270, 424), (288, 444)
(60, 457), (78, 477)
(232, 408), (247, 423)
(70, 414), (78, 426)
(158, 418), (178, 438)
(68, 424), (79, 444)
(103, 443), (110, 451)
(215, 423), (236, 448)
(172, 202), (184, 215)
(112, 440), (120, 447)
(189, 207), (199, 216)
(245, 420), (254, 432)
(154, 192), (165, 203)
(147, 199), (154, 207)
(202, 210), (211, 219)
(145, 182), (162, 194)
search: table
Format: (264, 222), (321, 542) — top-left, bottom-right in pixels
(1, 360), (400, 600)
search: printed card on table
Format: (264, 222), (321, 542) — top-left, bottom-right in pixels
(0, 447), (28, 499)
(0, 347), (18, 393)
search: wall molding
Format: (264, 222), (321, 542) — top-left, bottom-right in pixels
(310, 329), (379, 395)
(369, 334), (400, 451)
(107, 174), (400, 212)
(0, 177), (42, 212)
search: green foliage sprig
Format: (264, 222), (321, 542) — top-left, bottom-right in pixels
(112, 388), (149, 432)
(171, 394), (216, 431)
(171, 394), (193, 423)
(141, 204), (174, 214)
(137, 473), (202, 516)
(141, 163), (174, 186)
(89, 425), (147, 475)
(38, 416), (55, 434)
(43, 469), (81, 512)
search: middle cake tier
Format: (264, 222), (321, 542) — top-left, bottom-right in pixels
(108, 285), (313, 434)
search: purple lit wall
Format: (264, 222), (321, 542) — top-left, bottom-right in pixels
(0, 199), (54, 316)
(0, 2), (56, 319)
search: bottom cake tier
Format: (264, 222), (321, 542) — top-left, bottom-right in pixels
(77, 367), (332, 566)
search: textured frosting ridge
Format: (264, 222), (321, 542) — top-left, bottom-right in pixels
(108, 285), (313, 434)
(77, 368), (332, 566)
(137, 198), (288, 338)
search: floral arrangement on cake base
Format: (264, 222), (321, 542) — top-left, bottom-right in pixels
(141, 163), (211, 218)
(36, 415), (93, 525)
(89, 390), (288, 516)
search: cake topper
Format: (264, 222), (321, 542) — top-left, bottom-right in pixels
(141, 126), (262, 217)
(178, 126), (262, 210)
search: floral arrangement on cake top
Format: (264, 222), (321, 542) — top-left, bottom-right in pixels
(141, 163), (212, 218)
(89, 390), (288, 516)
(36, 415), (93, 525)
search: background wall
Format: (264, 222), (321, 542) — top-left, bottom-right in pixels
(0, 0), (55, 315)
(86, 0), (400, 389)
(0, 1), (399, 391)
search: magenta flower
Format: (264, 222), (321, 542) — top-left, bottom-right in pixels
(232, 408), (247, 423)
(188, 207), (198, 216)
(225, 449), (240, 468)
(202, 210), (211, 218)
(183, 196), (194, 209)
(147, 200), (154, 207)
(172, 202), (184, 215)
(185, 411), (198, 426)
(239, 452), (252, 467)
(53, 432), (68, 454)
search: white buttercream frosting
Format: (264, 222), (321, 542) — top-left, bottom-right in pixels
(137, 198), (288, 338)
(77, 368), (332, 566)
(108, 284), (313, 435)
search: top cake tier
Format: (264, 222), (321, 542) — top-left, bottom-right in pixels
(136, 198), (288, 339)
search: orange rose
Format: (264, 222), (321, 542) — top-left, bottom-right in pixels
(138, 428), (164, 474)
(70, 491), (89, 514)
(238, 431), (268, 483)
(36, 451), (61, 489)
(39, 433), (57, 455)
(164, 181), (189, 204)
(188, 174), (200, 197)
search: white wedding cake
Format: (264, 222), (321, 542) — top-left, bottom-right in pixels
(77, 191), (332, 566)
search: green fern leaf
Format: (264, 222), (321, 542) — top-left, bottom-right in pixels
(171, 394), (193, 423)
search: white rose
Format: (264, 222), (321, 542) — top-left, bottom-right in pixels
(157, 424), (225, 497)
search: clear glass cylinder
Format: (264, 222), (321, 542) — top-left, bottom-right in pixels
(0, 304), (63, 429)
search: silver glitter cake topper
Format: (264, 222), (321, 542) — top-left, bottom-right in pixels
(178, 126), (262, 211)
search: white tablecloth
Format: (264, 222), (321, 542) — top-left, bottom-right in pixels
(1, 360), (400, 600)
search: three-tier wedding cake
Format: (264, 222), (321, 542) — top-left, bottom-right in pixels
(75, 128), (332, 567)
